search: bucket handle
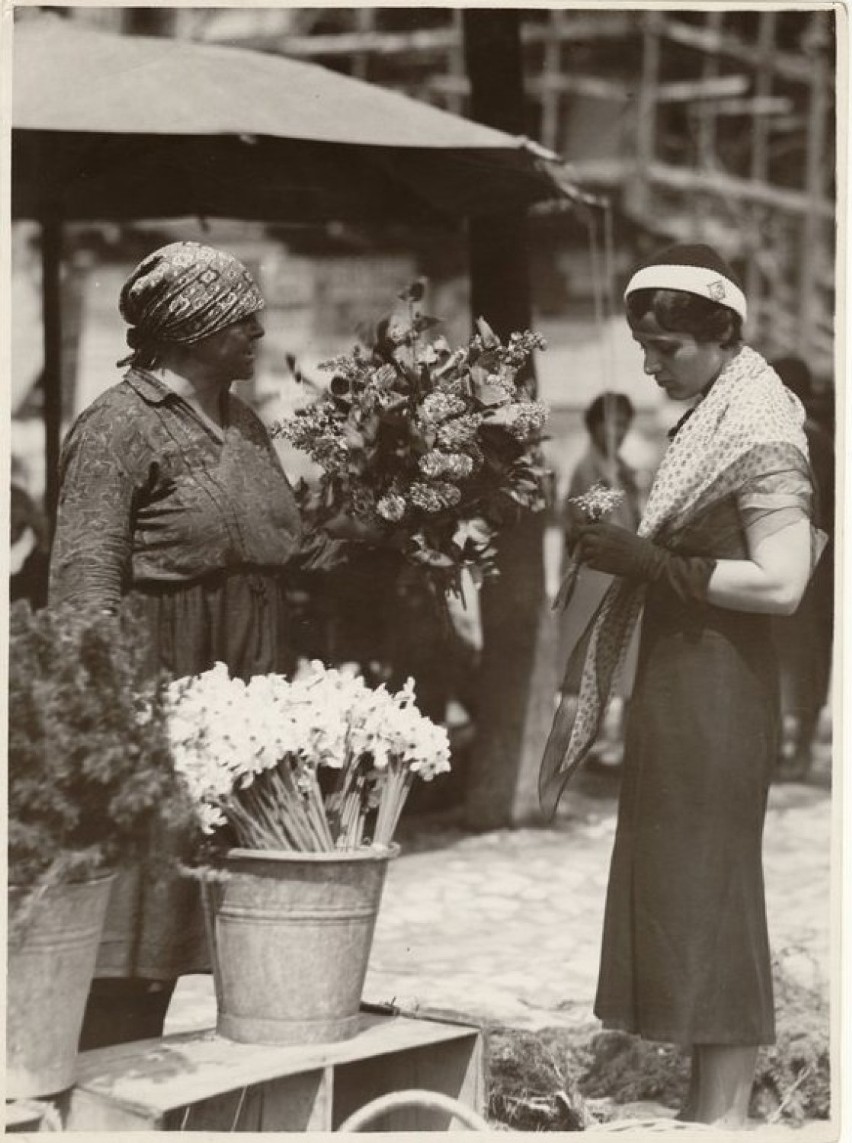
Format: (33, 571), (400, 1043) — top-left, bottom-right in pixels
(337, 1089), (490, 1132)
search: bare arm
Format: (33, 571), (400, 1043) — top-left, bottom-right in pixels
(705, 517), (812, 616)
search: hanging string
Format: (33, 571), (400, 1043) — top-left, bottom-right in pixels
(601, 199), (621, 488)
(584, 200), (619, 488)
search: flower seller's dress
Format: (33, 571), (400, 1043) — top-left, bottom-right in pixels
(49, 368), (340, 982)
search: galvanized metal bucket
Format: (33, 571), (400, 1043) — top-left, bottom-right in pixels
(6, 872), (115, 1098)
(205, 846), (398, 1045)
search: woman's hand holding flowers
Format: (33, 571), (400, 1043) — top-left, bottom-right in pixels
(575, 523), (665, 580)
(576, 523), (717, 604)
(562, 501), (588, 550)
(552, 481), (627, 611)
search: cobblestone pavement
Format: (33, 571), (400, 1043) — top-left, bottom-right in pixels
(166, 763), (834, 1041)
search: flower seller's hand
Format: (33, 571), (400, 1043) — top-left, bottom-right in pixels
(575, 522), (665, 580)
(323, 512), (388, 544)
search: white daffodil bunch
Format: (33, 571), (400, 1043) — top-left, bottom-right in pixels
(166, 660), (451, 852)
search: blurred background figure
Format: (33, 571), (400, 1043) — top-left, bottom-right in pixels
(554, 392), (643, 770)
(10, 475), (49, 610)
(770, 356), (835, 781)
(565, 392), (642, 526)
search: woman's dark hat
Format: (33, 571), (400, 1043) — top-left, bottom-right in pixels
(624, 243), (747, 321)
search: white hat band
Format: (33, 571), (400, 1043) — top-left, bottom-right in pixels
(624, 263), (747, 321)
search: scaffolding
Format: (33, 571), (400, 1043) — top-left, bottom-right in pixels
(185, 7), (835, 382)
(52, 6), (838, 381)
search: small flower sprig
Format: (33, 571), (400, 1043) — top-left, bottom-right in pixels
(551, 482), (627, 612)
(569, 482), (626, 522)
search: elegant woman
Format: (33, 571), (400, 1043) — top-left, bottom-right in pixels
(541, 244), (824, 1127)
(49, 241), (364, 1048)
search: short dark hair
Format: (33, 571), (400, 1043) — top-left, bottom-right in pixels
(771, 356), (812, 403)
(584, 392), (635, 433)
(625, 288), (743, 348)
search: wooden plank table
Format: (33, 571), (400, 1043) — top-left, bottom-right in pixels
(65, 1008), (484, 1131)
(4, 1100), (54, 1132)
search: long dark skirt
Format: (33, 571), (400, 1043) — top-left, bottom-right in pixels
(95, 567), (295, 981)
(593, 581), (778, 1046)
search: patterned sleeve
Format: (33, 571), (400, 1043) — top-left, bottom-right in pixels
(230, 397), (347, 572)
(48, 407), (140, 610)
(736, 445), (827, 568)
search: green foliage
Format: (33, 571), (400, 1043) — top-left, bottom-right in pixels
(486, 960), (830, 1129)
(487, 1025), (592, 1131)
(8, 599), (195, 889)
(751, 962), (831, 1123)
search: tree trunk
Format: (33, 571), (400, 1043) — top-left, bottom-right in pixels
(462, 12), (549, 829)
(123, 9), (176, 36)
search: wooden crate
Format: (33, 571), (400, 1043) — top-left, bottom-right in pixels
(65, 1009), (484, 1131)
(4, 1100), (54, 1133)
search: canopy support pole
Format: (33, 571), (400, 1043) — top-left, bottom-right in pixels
(461, 10), (549, 829)
(41, 213), (63, 524)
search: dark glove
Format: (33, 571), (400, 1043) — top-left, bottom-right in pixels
(576, 522), (716, 603)
(562, 501), (588, 550)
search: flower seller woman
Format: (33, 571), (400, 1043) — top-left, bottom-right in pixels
(49, 241), (364, 1049)
(540, 244), (825, 1127)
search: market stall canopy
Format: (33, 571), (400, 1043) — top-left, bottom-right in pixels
(12, 16), (583, 223)
(11, 15), (590, 514)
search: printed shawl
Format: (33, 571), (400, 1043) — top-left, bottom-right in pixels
(539, 346), (823, 819)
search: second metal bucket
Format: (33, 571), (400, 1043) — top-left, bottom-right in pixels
(6, 872), (115, 1098)
(206, 846), (398, 1045)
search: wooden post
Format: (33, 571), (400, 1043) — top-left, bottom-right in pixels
(799, 12), (831, 357)
(745, 11), (777, 343)
(447, 11), (466, 117)
(696, 9), (724, 172)
(352, 8), (374, 82)
(41, 215), (63, 523)
(630, 10), (661, 219)
(461, 10), (549, 829)
(122, 8), (176, 36)
(541, 9), (565, 153)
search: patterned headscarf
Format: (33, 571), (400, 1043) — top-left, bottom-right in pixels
(118, 242), (264, 366)
(539, 346), (824, 819)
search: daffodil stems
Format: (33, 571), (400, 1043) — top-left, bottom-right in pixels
(339, 783), (364, 849)
(252, 763), (313, 854)
(384, 770), (413, 845)
(239, 779), (295, 849)
(225, 795), (290, 850)
(374, 762), (412, 847)
(305, 768), (335, 851)
(279, 766), (324, 852)
(252, 773), (298, 847)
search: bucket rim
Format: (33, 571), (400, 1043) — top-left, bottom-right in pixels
(7, 868), (117, 895)
(224, 843), (400, 865)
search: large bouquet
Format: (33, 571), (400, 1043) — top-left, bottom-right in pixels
(273, 283), (548, 595)
(167, 660), (450, 853)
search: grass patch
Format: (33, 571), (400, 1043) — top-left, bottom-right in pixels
(486, 960), (830, 1129)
